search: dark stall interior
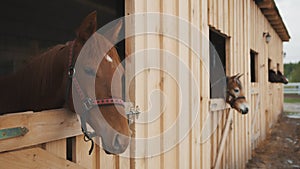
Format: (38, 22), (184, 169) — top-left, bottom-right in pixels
(209, 29), (227, 99)
(0, 0), (125, 75)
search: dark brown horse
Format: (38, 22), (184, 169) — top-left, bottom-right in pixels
(277, 70), (289, 84)
(269, 69), (288, 84)
(226, 74), (249, 114)
(0, 12), (130, 154)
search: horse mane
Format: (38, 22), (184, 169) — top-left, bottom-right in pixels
(0, 42), (71, 113)
(21, 44), (67, 94)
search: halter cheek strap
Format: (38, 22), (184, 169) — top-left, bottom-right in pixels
(65, 40), (125, 155)
(227, 91), (245, 108)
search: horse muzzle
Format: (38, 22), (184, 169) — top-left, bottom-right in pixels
(102, 134), (130, 155)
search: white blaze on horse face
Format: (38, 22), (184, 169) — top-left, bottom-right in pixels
(105, 55), (113, 63)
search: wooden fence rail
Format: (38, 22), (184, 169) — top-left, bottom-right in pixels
(284, 83), (300, 95)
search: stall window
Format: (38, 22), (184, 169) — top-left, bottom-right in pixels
(250, 50), (258, 82)
(209, 29), (228, 99)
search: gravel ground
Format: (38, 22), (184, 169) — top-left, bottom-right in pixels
(246, 103), (300, 169)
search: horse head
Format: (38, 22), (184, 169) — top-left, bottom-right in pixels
(226, 74), (249, 114)
(269, 69), (278, 83)
(277, 70), (289, 84)
(66, 11), (130, 155)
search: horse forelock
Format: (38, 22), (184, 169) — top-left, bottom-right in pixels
(236, 79), (242, 89)
(80, 34), (121, 66)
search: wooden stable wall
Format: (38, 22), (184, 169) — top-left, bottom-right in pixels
(249, 0), (285, 148)
(0, 0), (288, 169)
(125, 0), (210, 169)
(125, 0), (288, 169)
(208, 0), (252, 168)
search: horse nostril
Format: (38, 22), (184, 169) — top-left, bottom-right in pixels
(113, 134), (121, 150)
(242, 107), (249, 114)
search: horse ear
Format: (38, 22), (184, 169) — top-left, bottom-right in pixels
(231, 73), (243, 81)
(231, 73), (239, 80)
(104, 20), (123, 44)
(76, 11), (97, 43)
(236, 73), (244, 80)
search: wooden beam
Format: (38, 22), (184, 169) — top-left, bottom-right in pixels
(0, 109), (82, 152)
(269, 20), (282, 25)
(255, 0), (290, 41)
(276, 28), (287, 33)
(213, 109), (233, 169)
(0, 147), (86, 169)
(271, 23), (284, 29)
(267, 15), (279, 21)
(257, 1), (274, 9)
(262, 9), (277, 15)
(209, 99), (230, 112)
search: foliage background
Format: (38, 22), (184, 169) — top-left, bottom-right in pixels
(284, 62), (300, 82)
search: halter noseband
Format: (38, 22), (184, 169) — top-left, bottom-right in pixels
(227, 91), (245, 108)
(65, 40), (125, 155)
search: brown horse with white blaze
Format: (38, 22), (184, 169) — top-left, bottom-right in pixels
(0, 11), (130, 155)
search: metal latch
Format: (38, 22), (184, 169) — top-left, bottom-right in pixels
(0, 127), (29, 140)
(124, 102), (141, 124)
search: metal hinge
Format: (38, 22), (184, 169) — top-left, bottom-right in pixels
(0, 127), (29, 140)
(124, 102), (141, 125)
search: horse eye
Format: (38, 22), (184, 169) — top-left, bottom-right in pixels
(84, 67), (96, 76)
(234, 89), (239, 93)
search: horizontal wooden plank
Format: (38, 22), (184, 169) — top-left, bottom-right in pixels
(209, 99), (230, 112)
(0, 109), (82, 152)
(0, 147), (86, 169)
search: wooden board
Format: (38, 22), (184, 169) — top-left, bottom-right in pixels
(0, 147), (86, 169)
(0, 109), (82, 153)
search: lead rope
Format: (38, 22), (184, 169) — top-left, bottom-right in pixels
(80, 111), (96, 155)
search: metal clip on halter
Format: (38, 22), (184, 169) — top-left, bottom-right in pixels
(68, 67), (76, 78)
(83, 98), (94, 112)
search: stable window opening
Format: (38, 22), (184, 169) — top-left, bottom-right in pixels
(209, 29), (228, 99)
(250, 50), (258, 83)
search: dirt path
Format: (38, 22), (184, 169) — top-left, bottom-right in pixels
(246, 109), (300, 169)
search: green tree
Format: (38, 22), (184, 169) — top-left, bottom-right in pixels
(289, 62), (300, 82)
(284, 62), (300, 82)
(284, 63), (295, 79)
